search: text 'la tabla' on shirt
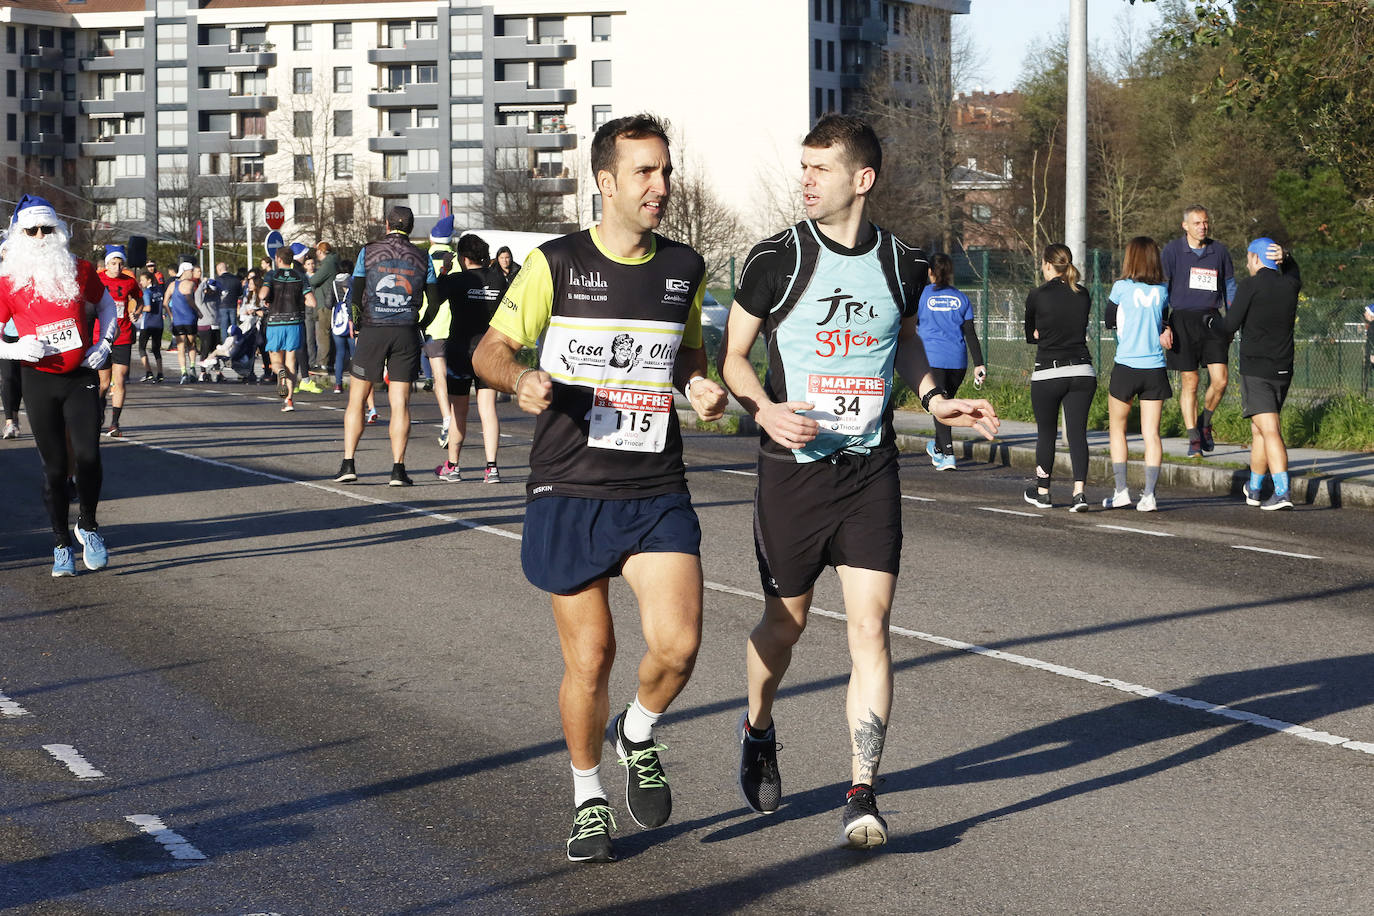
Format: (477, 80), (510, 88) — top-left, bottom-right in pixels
(734, 219), (927, 463)
(488, 226), (706, 500)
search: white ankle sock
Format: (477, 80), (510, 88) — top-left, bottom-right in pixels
(622, 695), (662, 744)
(571, 764), (604, 806)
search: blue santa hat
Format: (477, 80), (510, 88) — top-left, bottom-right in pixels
(290, 242), (309, 260)
(9, 193), (60, 232)
(1247, 237), (1278, 270)
(429, 215), (454, 246)
(104, 244), (127, 264)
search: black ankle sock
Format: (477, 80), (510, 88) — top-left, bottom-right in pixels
(111, 407), (122, 426)
(746, 722), (771, 740)
(486, 461), (496, 469)
(1200, 408), (1213, 427)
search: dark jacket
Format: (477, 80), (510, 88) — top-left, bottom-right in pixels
(1024, 276), (1093, 368)
(1225, 264), (1302, 379)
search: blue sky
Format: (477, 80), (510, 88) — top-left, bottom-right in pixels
(956, 0), (1164, 92)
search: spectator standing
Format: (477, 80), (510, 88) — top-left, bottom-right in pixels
(311, 241), (340, 372)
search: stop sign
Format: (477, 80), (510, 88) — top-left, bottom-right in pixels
(264, 200), (285, 231)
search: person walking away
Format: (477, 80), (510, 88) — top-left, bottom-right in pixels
(167, 263), (198, 383)
(916, 252), (986, 470)
(257, 247), (316, 412)
(435, 232), (503, 482)
(1, 318), (21, 438)
(1024, 243), (1096, 511)
(311, 241), (340, 373)
(1102, 236), (1172, 512)
(420, 215), (456, 448)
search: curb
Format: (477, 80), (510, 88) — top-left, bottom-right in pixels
(677, 408), (1374, 510)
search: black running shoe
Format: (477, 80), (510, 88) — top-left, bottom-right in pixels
(1023, 483), (1051, 509)
(388, 464), (413, 487)
(566, 798), (616, 863)
(1069, 492), (1088, 512)
(614, 710), (671, 828)
(334, 459), (357, 483)
(738, 712), (781, 813)
(839, 786), (888, 849)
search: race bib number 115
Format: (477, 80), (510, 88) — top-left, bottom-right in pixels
(588, 387), (672, 453)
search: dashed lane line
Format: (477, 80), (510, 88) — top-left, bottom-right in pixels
(42, 743), (106, 779)
(978, 506), (1043, 518)
(109, 430), (1370, 759)
(0, 691), (31, 717)
(124, 815), (207, 861)
(1097, 524), (1175, 538)
(1232, 544), (1322, 560)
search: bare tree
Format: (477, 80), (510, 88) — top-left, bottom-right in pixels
(658, 155), (750, 288)
(477, 149), (574, 233)
(275, 80), (358, 244)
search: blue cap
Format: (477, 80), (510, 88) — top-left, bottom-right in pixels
(1247, 237), (1278, 270)
(429, 215), (454, 244)
(290, 242), (309, 259)
(104, 244), (126, 264)
(10, 193), (58, 231)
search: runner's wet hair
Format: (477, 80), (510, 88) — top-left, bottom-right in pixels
(1120, 236), (1164, 285)
(803, 114), (882, 182)
(591, 113), (671, 181)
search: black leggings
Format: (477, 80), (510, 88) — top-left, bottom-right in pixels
(21, 366), (102, 548)
(1, 356), (20, 421)
(929, 366), (967, 455)
(1031, 374), (1097, 484)
(138, 327), (163, 363)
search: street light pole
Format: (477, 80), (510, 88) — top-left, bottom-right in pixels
(1066, 0), (1088, 269)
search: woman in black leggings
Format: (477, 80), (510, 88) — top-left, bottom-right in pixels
(1023, 243), (1095, 511)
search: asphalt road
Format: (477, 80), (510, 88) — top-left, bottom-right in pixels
(2, 383), (1373, 915)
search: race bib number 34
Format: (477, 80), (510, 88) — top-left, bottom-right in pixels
(588, 387), (672, 453)
(35, 318), (82, 353)
(803, 374), (885, 436)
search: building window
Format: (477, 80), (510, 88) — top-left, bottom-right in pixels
(535, 17), (564, 44)
(814, 39), (822, 70)
(827, 0), (835, 23)
(5, 27), (14, 54)
(156, 0), (186, 15)
(383, 153), (407, 181)
(5, 114), (14, 142)
(827, 41), (835, 72)
(293, 68), (312, 94)
(592, 105), (611, 130)
(591, 60), (611, 87)
(536, 62), (564, 89)
(408, 193), (439, 216)
(592, 193), (602, 221)
(333, 22), (352, 50)
(814, 87), (823, 119)
(592, 15), (611, 41)
(971, 203), (993, 223)
(293, 24), (312, 51)
(416, 20), (438, 41)
(387, 65), (411, 91)
(407, 148), (438, 172)
(156, 68), (187, 104)
(450, 58), (481, 97)
(451, 102), (482, 142)
(293, 155), (313, 180)
(334, 197), (354, 223)
(294, 198), (316, 222)
(334, 153), (353, 179)
(813, 0), (822, 21)
(416, 64), (438, 84)
(451, 14), (482, 53)
(827, 88), (836, 111)
(386, 22), (411, 48)
(333, 109), (352, 137)
(333, 67), (351, 93)
(293, 110), (311, 137)
(155, 22), (186, 60)
(451, 147), (482, 185)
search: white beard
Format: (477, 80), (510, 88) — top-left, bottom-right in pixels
(0, 225), (81, 303)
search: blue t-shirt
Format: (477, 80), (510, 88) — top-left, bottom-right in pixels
(139, 285), (164, 330)
(916, 284), (973, 369)
(1108, 279), (1168, 369)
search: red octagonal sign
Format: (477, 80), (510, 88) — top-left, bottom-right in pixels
(264, 200), (285, 231)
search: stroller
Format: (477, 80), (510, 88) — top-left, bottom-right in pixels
(197, 313), (261, 382)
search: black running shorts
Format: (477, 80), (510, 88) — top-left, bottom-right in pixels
(1240, 374), (1290, 418)
(1108, 364), (1172, 402)
(753, 449), (903, 598)
(109, 343), (132, 367)
(351, 325), (421, 384)
(1166, 309), (1231, 372)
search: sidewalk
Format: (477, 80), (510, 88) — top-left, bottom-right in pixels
(682, 400), (1374, 510)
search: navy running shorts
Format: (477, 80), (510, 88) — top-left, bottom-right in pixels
(521, 492), (701, 595)
(753, 448), (902, 598)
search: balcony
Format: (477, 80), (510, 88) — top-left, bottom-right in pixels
(80, 134), (145, 157)
(231, 180), (278, 199)
(532, 176), (576, 195)
(81, 47), (147, 72)
(20, 47), (64, 69)
(196, 43), (278, 70)
(366, 38), (440, 64)
(367, 126), (441, 154)
(20, 89), (64, 113)
(367, 82), (441, 109)
(21, 134), (66, 157)
(491, 36), (576, 61)
(492, 124), (577, 150)
(87, 177), (146, 202)
(367, 179), (411, 197)
(491, 81), (577, 106)
(196, 131), (279, 156)
(79, 91), (147, 115)
(196, 89), (279, 112)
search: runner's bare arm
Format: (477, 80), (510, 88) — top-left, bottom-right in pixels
(718, 302), (818, 449)
(673, 344), (727, 422)
(473, 327), (552, 415)
(895, 316), (1000, 440)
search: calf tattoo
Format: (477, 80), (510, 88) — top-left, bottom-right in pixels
(852, 710), (887, 785)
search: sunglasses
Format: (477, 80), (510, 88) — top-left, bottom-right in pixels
(23, 225), (56, 237)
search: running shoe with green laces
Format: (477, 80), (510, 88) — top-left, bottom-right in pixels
(566, 798), (616, 863)
(738, 712), (781, 813)
(839, 785), (888, 849)
(614, 710), (671, 828)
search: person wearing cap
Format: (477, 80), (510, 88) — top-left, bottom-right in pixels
(421, 215), (456, 447)
(0, 194), (121, 576)
(167, 261), (199, 383)
(94, 245), (140, 436)
(1225, 238), (1302, 510)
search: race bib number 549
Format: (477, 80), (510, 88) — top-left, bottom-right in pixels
(802, 374), (885, 436)
(588, 387), (672, 452)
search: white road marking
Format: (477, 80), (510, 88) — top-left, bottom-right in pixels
(42, 744), (106, 778)
(901, 494), (936, 502)
(123, 414), (1366, 759)
(0, 690), (30, 717)
(124, 815), (207, 860)
(713, 468), (757, 477)
(1097, 524), (1175, 538)
(1232, 545), (1322, 560)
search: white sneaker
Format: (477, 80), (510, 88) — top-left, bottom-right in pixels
(1, 420), (17, 439)
(1102, 488), (1132, 509)
(1135, 493), (1157, 512)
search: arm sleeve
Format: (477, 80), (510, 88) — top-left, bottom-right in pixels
(419, 282), (440, 329)
(487, 247), (554, 349)
(1023, 290), (1038, 344)
(1222, 249), (1237, 306)
(351, 251), (367, 279)
(1279, 253), (1301, 293)
(1224, 284), (1252, 337)
(1104, 301), (1119, 330)
(349, 277), (366, 324)
(960, 318), (984, 366)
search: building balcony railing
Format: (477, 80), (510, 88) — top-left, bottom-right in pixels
(196, 43), (278, 70)
(366, 82), (441, 109)
(21, 134), (67, 157)
(491, 35), (577, 61)
(196, 132), (280, 156)
(367, 179), (411, 197)
(79, 91), (147, 115)
(81, 47), (146, 72)
(196, 89), (279, 112)
(79, 134), (144, 157)
(20, 89), (64, 113)
(492, 124), (577, 150)
(230, 180), (278, 199)
(21, 47), (64, 69)
(491, 81), (576, 106)
(366, 126), (441, 153)
(87, 176), (146, 202)
(366, 38), (440, 64)
(531, 175), (576, 195)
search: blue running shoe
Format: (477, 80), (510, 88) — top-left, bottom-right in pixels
(925, 440), (940, 467)
(52, 546), (76, 578)
(73, 524), (108, 571)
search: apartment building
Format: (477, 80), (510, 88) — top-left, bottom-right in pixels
(0, 0), (967, 248)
